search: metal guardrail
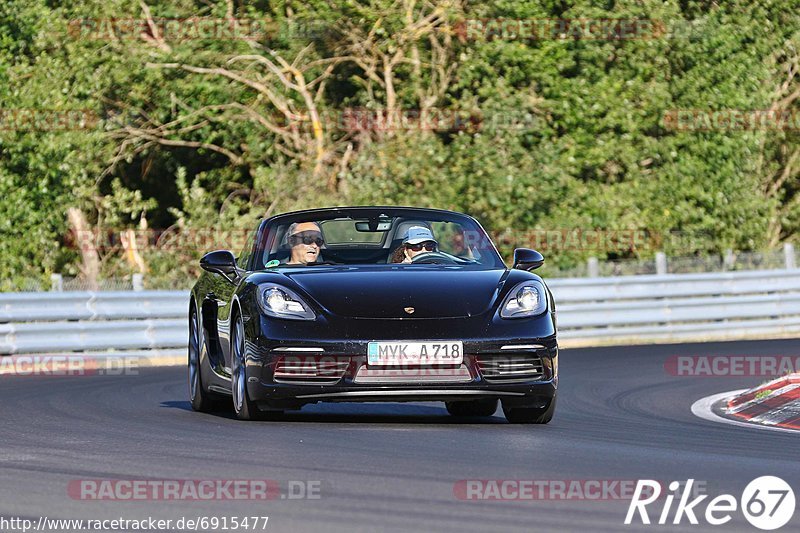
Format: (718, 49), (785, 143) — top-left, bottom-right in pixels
(1, 268), (799, 354)
(0, 291), (184, 322)
(548, 269), (800, 344)
(0, 292), (188, 355)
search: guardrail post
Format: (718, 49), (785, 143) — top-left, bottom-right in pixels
(587, 257), (599, 277)
(785, 243), (796, 269)
(655, 252), (667, 275)
(50, 274), (63, 292)
(132, 273), (144, 291)
(723, 249), (735, 271)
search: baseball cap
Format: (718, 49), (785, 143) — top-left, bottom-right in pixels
(402, 226), (437, 245)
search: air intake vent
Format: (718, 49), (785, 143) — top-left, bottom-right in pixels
(273, 356), (349, 384)
(354, 364), (472, 384)
(476, 355), (544, 383)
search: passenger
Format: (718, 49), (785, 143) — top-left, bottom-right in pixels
(450, 230), (477, 260)
(391, 226), (438, 263)
(285, 222), (324, 265)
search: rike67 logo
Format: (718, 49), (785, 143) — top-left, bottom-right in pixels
(625, 477), (795, 530)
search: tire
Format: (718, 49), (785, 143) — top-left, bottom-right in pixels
(188, 306), (223, 412)
(231, 312), (282, 421)
(445, 398), (498, 417)
(502, 396), (556, 424)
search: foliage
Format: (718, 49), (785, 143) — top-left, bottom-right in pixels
(1, 0), (799, 288)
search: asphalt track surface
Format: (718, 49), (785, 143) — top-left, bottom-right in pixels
(1, 339), (798, 533)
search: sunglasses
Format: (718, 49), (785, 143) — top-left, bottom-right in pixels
(406, 241), (437, 252)
(289, 231), (324, 247)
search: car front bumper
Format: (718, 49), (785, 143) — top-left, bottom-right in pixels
(243, 314), (558, 409)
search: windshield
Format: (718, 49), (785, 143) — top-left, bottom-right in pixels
(251, 209), (504, 269)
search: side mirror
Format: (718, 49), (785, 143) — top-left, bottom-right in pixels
(513, 248), (544, 271)
(200, 250), (238, 277)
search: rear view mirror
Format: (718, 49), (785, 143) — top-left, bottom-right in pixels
(355, 219), (392, 232)
(200, 250), (238, 277)
(513, 248), (544, 271)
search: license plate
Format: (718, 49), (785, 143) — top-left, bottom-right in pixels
(367, 341), (463, 365)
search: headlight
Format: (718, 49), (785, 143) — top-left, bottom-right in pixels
(257, 284), (315, 320)
(499, 281), (548, 318)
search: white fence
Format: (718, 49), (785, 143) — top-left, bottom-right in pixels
(2, 269), (799, 354)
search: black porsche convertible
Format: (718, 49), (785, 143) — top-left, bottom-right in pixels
(188, 207), (558, 423)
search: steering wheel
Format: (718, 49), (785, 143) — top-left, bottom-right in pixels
(411, 251), (460, 264)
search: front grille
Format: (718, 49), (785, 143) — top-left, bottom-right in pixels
(273, 356), (350, 384)
(476, 355), (544, 383)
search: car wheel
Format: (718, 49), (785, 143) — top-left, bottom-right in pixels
(188, 306), (222, 412)
(231, 313), (281, 421)
(502, 396), (556, 424)
(445, 398), (498, 417)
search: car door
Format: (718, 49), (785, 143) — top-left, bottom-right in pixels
(198, 226), (259, 375)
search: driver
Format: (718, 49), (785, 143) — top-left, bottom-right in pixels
(285, 222), (324, 265)
(391, 226), (438, 263)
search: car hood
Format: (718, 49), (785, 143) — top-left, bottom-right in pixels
(281, 266), (508, 319)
